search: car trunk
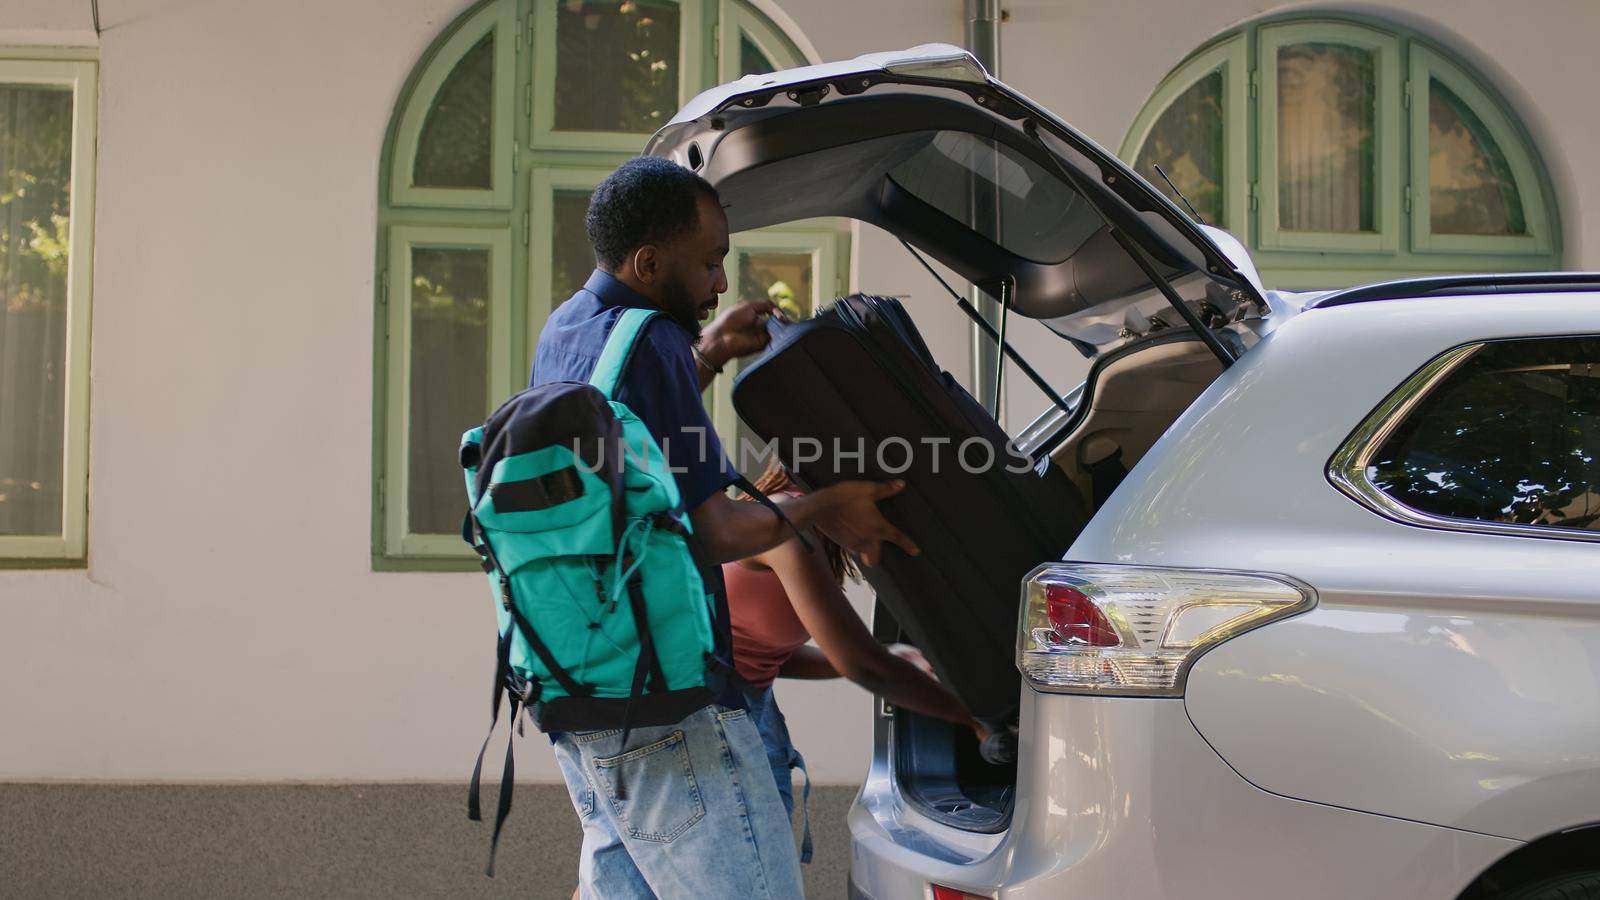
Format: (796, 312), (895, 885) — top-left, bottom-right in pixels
(647, 44), (1268, 831)
(875, 329), (1228, 832)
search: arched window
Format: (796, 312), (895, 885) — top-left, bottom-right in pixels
(1121, 15), (1560, 289)
(374, 0), (840, 566)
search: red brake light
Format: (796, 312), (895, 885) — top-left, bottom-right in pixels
(1044, 583), (1119, 647)
(932, 885), (991, 900)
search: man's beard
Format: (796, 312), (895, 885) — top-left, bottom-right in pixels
(660, 275), (708, 339)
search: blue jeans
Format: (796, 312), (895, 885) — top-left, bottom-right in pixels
(744, 685), (812, 864)
(551, 704), (804, 899)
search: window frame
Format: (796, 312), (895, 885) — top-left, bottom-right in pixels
(1121, 14), (1563, 291)
(388, 1), (517, 210)
(529, 0), (706, 152)
(381, 225), (514, 558)
(1119, 36), (1249, 239)
(708, 223), (848, 441)
(1328, 336), (1600, 545)
(718, 0), (803, 83)
(1408, 44), (1554, 257)
(0, 53), (97, 567)
(1256, 20), (1402, 255)
(374, 0), (835, 569)
(525, 165), (613, 374)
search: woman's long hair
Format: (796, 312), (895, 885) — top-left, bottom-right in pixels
(744, 457), (859, 585)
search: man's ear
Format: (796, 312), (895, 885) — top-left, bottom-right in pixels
(628, 245), (662, 286)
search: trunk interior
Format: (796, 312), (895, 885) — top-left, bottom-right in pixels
(882, 331), (1225, 832)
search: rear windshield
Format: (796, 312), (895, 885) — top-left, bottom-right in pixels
(887, 130), (1100, 264)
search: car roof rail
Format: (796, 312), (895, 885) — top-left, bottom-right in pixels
(1311, 272), (1600, 309)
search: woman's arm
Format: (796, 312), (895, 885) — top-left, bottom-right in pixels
(775, 645), (839, 679)
(758, 535), (975, 729)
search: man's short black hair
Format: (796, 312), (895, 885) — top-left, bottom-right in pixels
(587, 157), (721, 270)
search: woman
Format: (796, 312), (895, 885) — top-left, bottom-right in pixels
(727, 459), (982, 857)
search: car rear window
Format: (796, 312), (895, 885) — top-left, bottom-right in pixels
(1367, 336), (1600, 533)
(887, 130), (1100, 265)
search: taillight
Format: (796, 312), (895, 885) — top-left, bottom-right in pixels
(1043, 583), (1119, 647)
(1018, 563), (1314, 696)
(931, 885), (992, 900)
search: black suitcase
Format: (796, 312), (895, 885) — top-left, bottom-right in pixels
(732, 294), (1089, 726)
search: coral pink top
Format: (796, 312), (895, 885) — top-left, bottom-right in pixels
(724, 557), (812, 690)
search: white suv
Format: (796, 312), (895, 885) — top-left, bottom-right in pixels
(650, 46), (1600, 899)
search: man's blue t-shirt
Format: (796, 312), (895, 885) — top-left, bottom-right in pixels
(531, 269), (736, 511)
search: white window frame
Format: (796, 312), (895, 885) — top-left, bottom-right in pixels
(0, 55), (97, 564)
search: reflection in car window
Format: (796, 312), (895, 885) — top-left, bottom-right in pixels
(887, 130), (1099, 264)
(1368, 337), (1600, 533)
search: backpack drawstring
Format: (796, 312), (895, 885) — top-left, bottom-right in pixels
(608, 516), (655, 612)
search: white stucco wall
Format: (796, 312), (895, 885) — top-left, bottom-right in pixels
(1, 0), (1596, 784)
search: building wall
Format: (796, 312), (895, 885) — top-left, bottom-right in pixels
(1, 0), (1596, 786)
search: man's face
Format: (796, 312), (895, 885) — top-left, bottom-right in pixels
(657, 192), (730, 338)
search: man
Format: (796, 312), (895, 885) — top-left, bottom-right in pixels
(531, 156), (917, 898)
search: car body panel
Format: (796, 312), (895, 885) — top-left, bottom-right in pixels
(1066, 292), (1600, 843)
(848, 691), (1518, 899)
(1187, 602), (1600, 840)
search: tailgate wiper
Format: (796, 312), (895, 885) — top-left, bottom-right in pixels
(897, 237), (1070, 415)
(1022, 120), (1237, 369)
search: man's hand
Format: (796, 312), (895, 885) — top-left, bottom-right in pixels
(699, 299), (778, 370)
(809, 479), (919, 567)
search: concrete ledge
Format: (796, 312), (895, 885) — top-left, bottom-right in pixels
(0, 783), (856, 898)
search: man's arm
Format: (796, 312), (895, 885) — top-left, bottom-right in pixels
(688, 481), (919, 567)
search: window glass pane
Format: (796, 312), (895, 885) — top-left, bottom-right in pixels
(414, 33), (494, 188)
(1368, 338), (1600, 532)
(555, 0), (681, 134)
(408, 247), (489, 535)
(889, 130), (1100, 264)
(740, 33), (775, 77)
(551, 189), (595, 304)
(1133, 70), (1224, 227)
(1277, 42), (1375, 233)
(738, 251), (812, 320)
(1429, 79), (1526, 236)
(0, 85), (73, 537)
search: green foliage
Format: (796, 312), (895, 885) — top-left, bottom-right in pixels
(0, 86), (73, 314)
(554, 0), (680, 133)
(410, 248), (490, 326)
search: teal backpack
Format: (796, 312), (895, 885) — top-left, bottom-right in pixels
(459, 308), (791, 873)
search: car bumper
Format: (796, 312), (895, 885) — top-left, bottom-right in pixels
(848, 690), (1518, 899)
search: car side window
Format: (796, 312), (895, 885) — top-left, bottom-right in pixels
(1366, 337), (1600, 533)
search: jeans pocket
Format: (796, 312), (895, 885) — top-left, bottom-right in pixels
(591, 730), (705, 843)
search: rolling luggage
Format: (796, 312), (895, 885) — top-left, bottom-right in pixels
(732, 294), (1089, 726)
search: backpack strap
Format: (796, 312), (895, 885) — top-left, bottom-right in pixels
(730, 473), (813, 555)
(589, 307), (660, 400)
